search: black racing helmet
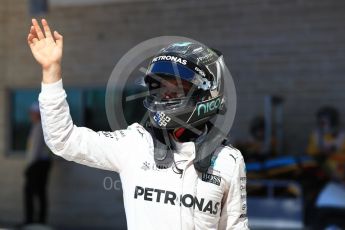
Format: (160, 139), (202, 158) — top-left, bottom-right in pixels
(143, 42), (225, 130)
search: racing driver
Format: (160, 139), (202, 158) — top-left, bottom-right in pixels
(27, 18), (249, 229)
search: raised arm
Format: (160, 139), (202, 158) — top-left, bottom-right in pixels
(27, 19), (152, 172)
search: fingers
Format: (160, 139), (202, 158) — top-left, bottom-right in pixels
(30, 26), (38, 41)
(32, 18), (45, 40)
(29, 18), (62, 48)
(27, 33), (33, 46)
(27, 33), (35, 46)
(41, 18), (53, 38)
(30, 25), (37, 37)
(54, 30), (63, 48)
(28, 26), (38, 46)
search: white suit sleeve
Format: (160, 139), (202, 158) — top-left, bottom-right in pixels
(38, 79), (152, 173)
(219, 153), (249, 229)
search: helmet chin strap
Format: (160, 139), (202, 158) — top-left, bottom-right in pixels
(193, 125), (227, 173)
(147, 122), (226, 173)
(146, 124), (174, 169)
(153, 139), (174, 169)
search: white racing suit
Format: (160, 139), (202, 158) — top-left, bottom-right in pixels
(38, 79), (249, 230)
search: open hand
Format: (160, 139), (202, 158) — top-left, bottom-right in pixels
(28, 18), (63, 83)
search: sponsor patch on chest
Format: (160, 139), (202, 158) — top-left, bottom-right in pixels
(134, 186), (220, 215)
(201, 173), (221, 186)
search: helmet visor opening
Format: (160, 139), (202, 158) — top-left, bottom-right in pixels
(145, 74), (194, 100)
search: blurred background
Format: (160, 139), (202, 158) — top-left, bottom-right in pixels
(0, 0), (345, 229)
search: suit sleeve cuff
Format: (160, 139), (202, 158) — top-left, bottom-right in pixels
(41, 79), (64, 97)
